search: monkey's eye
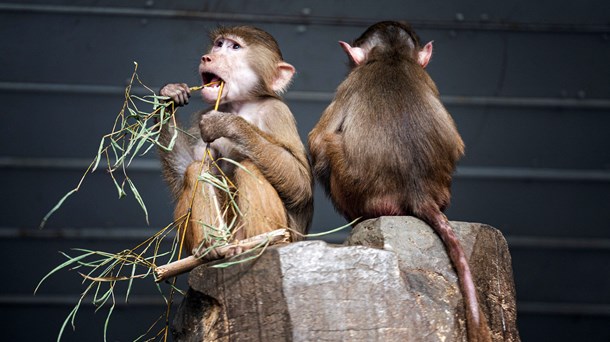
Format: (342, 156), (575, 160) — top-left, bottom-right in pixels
(232, 43), (241, 50)
(215, 40), (224, 47)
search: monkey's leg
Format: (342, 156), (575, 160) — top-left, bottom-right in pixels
(174, 161), (227, 256)
(232, 160), (288, 241)
(422, 208), (492, 342)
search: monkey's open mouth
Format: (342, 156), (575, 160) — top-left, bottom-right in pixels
(202, 72), (223, 87)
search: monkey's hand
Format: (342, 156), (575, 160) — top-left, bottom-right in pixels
(199, 110), (237, 143)
(160, 83), (191, 106)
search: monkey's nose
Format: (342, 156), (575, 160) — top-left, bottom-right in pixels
(201, 54), (212, 63)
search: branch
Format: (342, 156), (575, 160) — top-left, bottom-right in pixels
(154, 228), (290, 282)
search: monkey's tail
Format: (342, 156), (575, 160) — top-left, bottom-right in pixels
(422, 209), (492, 342)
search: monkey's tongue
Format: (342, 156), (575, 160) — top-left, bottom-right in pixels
(202, 72), (223, 87)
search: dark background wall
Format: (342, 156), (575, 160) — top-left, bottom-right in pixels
(1, 1), (609, 341)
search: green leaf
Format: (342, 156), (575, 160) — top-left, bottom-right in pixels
(39, 188), (78, 229)
(126, 177), (149, 224)
(35, 251), (96, 294)
(56, 301), (81, 342)
(92, 137), (106, 172)
(103, 303), (115, 342)
(126, 263), (136, 303)
(303, 218), (358, 238)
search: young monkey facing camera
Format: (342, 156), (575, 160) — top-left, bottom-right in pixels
(159, 26), (313, 259)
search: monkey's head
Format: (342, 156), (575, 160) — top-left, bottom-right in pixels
(340, 21), (433, 68)
(198, 26), (296, 104)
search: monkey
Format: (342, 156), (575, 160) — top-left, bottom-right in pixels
(158, 26), (313, 259)
(308, 21), (491, 341)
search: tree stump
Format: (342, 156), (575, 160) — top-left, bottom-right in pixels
(172, 216), (520, 341)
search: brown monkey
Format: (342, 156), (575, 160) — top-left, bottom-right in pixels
(159, 26), (313, 258)
(308, 21), (491, 341)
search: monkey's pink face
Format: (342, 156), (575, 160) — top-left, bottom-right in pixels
(199, 35), (259, 104)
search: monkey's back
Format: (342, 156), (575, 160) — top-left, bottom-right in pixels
(332, 58), (464, 216)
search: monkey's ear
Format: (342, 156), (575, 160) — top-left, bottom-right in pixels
(418, 41), (433, 68)
(273, 62), (296, 94)
(339, 41), (366, 65)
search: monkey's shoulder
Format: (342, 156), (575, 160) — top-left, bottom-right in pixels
(234, 97), (303, 145)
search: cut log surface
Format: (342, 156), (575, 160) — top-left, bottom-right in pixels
(172, 216), (520, 341)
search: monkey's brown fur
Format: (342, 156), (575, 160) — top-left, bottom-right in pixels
(309, 21), (491, 341)
(159, 26), (312, 256)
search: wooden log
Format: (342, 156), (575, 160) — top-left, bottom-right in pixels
(172, 217), (521, 341)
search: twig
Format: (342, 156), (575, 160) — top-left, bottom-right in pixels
(154, 228), (290, 282)
(205, 145), (227, 230)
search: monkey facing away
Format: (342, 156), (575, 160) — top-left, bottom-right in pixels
(308, 21), (491, 341)
(159, 26), (313, 258)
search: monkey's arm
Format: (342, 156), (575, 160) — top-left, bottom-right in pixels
(157, 114), (198, 199)
(307, 101), (345, 186)
(200, 109), (313, 211)
(155, 83), (200, 198)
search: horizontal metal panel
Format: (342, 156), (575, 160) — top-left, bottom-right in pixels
(448, 178), (610, 238)
(0, 168), (173, 229)
(0, 294), (171, 306)
(512, 248), (610, 304)
(3, 162), (610, 237)
(3, 156), (610, 182)
(4, 81), (610, 109)
(518, 301), (610, 316)
(1, 8), (609, 97)
(0, 157), (162, 171)
(0, 226), (173, 240)
(517, 313), (610, 342)
(450, 106), (610, 170)
(4, 91), (609, 170)
(2, 2), (609, 32)
(1, 305), (177, 342)
(0, 91), (204, 159)
(0, 238), (187, 295)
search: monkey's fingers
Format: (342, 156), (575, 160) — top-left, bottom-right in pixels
(193, 245), (221, 260)
(160, 83), (190, 106)
(222, 246), (244, 258)
(173, 81), (221, 105)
